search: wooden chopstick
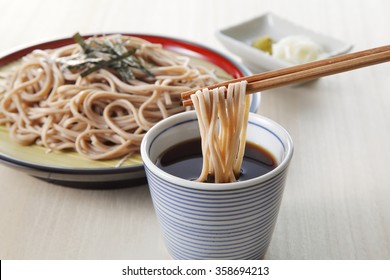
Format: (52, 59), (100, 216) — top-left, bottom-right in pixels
(181, 45), (390, 106)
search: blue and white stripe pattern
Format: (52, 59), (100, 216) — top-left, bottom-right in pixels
(141, 111), (293, 260)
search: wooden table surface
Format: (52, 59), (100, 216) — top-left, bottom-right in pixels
(1, 0), (389, 259)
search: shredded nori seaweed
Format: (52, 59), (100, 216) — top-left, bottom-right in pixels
(66, 32), (154, 82)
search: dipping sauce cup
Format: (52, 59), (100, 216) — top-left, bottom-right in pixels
(140, 111), (293, 259)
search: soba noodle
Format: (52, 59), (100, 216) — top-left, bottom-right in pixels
(190, 81), (250, 183)
(0, 34), (219, 161)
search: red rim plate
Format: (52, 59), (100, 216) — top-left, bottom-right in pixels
(0, 33), (254, 188)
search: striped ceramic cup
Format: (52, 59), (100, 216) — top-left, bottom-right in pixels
(140, 111), (293, 260)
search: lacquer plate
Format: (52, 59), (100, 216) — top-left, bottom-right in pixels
(0, 34), (261, 188)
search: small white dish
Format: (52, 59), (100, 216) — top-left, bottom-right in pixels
(216, 12), (353, 72)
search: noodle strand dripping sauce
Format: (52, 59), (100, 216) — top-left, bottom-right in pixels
(157, 81), (277, 183)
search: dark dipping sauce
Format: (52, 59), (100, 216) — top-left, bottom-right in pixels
(156, 138), (277, 182)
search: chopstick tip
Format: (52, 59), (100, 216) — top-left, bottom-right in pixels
(182, 99), (192, 106)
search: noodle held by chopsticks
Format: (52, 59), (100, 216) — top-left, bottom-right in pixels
(0, 34), (219, 160)
(191, 81), (250, 183)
